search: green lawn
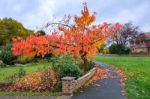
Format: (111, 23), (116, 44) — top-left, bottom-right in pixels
(0, 91), (61, 96)
(95, 55), (150, 99)
(0, 61), (62, 96)
(0, 61), (52, 83)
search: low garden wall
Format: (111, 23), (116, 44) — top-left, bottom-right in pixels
(62, 67), (96, 95)
(74, 67), (96, 91)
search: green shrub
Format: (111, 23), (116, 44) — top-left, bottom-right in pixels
(109, 44), (117, 54)
(17, 67), (26, 78)
(109, 44), (130, 54)
(0, 39), (3, 46)
(79, 61), (95, 72)
(37, 30), (46, 35)
(17, 56), (34, 64)
(0, 60), (5, 68)
(45, 53), (53, 60)
(59, 63), (82, 79)
(34, 53), (52, 62)
(51, 55), (82, 79)
(0, 44), (15, 65)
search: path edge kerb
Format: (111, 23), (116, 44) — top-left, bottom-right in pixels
(94, 61), (127, 99)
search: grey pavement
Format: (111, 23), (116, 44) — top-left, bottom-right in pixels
(72, 61), (126, 99)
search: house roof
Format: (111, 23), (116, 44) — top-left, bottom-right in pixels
(140, 32), (150, 40)
(132, 43), (147, 48)
(145, 41), (150, 47)
(131, 32), (150, 48)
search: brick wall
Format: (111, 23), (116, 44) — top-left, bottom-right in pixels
(62, 67), (96, 95)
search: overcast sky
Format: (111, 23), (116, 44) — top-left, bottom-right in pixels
(0, 0), (150, 32)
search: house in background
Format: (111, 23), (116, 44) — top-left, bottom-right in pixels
(130, 32), (150, 54)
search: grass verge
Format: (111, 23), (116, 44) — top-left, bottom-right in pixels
(0, 61), (52, 83)
(0, 91), (61, 96)
(95, 55), (150, 99)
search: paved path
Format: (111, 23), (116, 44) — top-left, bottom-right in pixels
(72, 61), (126, 99)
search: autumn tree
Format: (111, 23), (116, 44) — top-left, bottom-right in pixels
(49, 4), (121, 63)
(109, 22), (140, 54)
(12, 4), (121, 70)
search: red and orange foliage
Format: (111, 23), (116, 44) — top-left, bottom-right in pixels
(12, 34), (54, 58)
(58, 4), (109, 61)
(86, 67), (109, 86)
(12, 69), (57, 91)
(11, 4), (121, 61)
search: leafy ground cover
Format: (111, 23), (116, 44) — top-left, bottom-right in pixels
(95, 55), (150, 99)
(0, 61), (62, 96)
(0, 60), (52, 83)
(0, 55), (85, 96)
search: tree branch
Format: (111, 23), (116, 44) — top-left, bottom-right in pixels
(50, 22), (71, 28)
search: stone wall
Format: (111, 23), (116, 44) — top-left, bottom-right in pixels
(62, 67), (96, 95)
(74, 67), (96, 91)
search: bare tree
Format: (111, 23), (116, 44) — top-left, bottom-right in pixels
(112, 22), (141, 47)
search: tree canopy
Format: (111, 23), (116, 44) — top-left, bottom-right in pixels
(0, 18), (33, 45)
(11, 4), (121, 64)
(111, 22), (140, 47)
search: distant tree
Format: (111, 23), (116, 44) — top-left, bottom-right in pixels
(0, 17), (33, 45)
(36, 30), (46, 35)
(108, 22), (140, 54)
(97, 43), (106, 53)
(109, 44), (130, 54)
(0, 19), (7, 45)
(111, 22), (140, 47)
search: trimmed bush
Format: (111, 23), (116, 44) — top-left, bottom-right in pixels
(51, 55), (82, 79)
(59, 63), (82, 79)
(0, 44), (15, 65)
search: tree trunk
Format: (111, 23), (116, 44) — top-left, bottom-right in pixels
(81, 54), (88, 72)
